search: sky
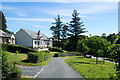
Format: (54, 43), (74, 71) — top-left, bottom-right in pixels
(1, 2), (118, 37)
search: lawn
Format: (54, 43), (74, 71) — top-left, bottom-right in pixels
(7, 51), (52, 66)
(64, 56), (117, 79)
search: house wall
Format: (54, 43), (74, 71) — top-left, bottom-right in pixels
(48, 39), (52, 47)
(2, 38), (11, 44)
(15, 29), (33, 48)
(33, 39), (47, 48)
(10, 34), (15, 44)
(33, 39), (40, 48)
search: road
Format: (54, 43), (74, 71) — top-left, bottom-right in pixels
(35, 57), (83, 78)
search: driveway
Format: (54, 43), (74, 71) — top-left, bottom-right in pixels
(18, 57), (83, 78)
(35, 58), (83, 78)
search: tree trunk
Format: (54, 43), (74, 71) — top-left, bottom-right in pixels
(96, 57), (98, 64)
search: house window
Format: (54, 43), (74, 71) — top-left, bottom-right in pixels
(35, 41), (37, 44)
(38, 41), (40, 45)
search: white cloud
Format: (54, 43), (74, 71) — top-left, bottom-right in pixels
(0, 6), (16, 10)
(16, 13), (27, 17)
(1, 6), (27, 17)
(42, 3), (117, 18)
(6, 17), (54, 22)
(33, 25), (46, 28)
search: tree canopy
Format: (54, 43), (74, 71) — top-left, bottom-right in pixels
(67, 10), (87, 37)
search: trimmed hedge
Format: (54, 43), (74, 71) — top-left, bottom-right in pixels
(28, 51), (50, 63)
(48, 47), (64, 52)
(2, 43), (36, 54)
(53, 52), (83, 57)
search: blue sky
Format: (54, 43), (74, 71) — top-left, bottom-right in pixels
(1, 2), (118, 37)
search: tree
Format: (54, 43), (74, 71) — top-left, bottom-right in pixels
(61, 25), (68, 39)
(67, 10), (87, 51)
(106, 33), (117, 44)
(0, 11), (14, 34)
(68, 10), (87, 37)
(112, 33), (120, 78)
(0, 11), (7, 32)
(86, 36), (111, 64)
(77, 39), (90, 53)
(101, 33), (106, 38)
(50, 15), (63, 47)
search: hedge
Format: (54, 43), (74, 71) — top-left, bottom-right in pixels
(1, 43), (36, 54)
(27, 51), (50, 63)
(53, 52), (83, 57)
(48, 47), (64, 52)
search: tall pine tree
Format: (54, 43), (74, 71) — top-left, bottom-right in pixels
(0, 11), (7, 32)
(67, 10), (87, 51)
(0, 11), (14, 34)
(68, 10), (87, 37)
(61, 25), (68, 39)
(50, 15), (63, 47)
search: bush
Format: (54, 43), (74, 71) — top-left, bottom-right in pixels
(27, 51), (50, 63)
(2, 43), (36, 54)
(9, 65), (22, 79)
(77, 39), (90, 53)
(53, 53), (59, 57)
(53, 52), (83, 57)
(48, 47), (64, 52)
(2, 50), (22, 79)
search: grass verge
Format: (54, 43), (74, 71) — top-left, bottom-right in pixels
(64, 56), (117, 79)
(7, 51), (52, 66)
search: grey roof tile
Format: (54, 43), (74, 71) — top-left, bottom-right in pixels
(22, 29), (48, 39)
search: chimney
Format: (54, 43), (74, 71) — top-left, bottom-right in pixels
(38, 30), (40, 36)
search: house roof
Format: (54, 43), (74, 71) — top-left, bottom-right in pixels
(0, 30), (13, 38)
(22, 29), (48, 39)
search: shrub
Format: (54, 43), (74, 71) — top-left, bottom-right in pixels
(53, 53), (59, 57)
(2, 50), (22, 79)
(77, 39), (90, 53)
(9, 65), (22, 79)
(48, 47), (64, 52)
(2, 43), (36, 54)
(86, 36), (111, 57)
(27, 51), (50, 63)
(53, 52), (83, 57)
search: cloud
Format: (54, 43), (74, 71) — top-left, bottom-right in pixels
(33, 25), (46, 28)
(6, 17), (54, 22)
(42, 3), (117, 18)
(16, 13), (27, 16)
(0, 6), (16, 10)
(1, 6), (27, 17)
(43, 9), (87, 17)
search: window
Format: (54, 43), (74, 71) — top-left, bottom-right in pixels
(38, 41), (40, 45)
(35, 41), (37, 44)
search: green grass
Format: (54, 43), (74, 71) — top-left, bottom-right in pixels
(64, 56), (117, 79)
(7, 51), (52, 66)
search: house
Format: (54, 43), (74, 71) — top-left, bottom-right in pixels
(0, 30), (15, 44)
(15, 29), (52, 49)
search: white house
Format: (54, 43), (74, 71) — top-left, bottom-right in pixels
(15, 29), (52, 49)
(0, 30), (15, 44)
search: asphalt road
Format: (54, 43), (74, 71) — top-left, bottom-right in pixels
(35, 58), (83, 78)
(18, 65), (43, 77)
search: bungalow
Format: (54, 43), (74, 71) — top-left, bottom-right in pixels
(0, 30), (15, 44)
(15, 29), (52, 49)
